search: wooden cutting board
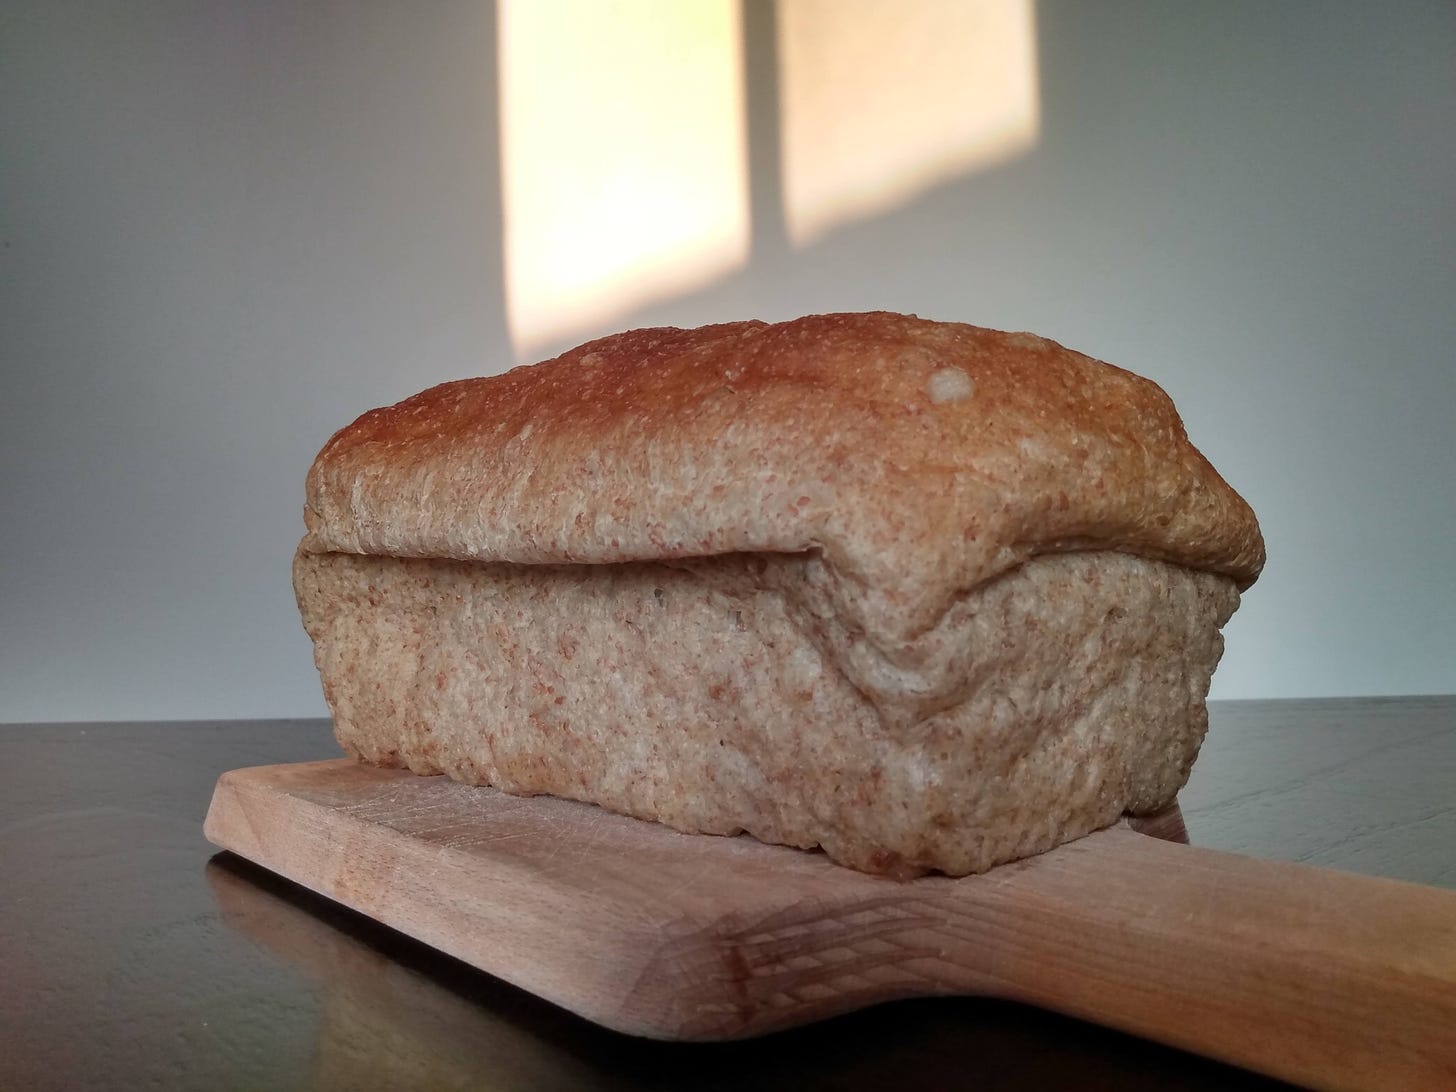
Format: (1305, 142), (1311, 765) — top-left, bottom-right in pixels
(204, 759), (1456, 1091)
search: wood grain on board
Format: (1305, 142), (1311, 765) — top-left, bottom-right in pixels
(206, 758), (1456, 1091)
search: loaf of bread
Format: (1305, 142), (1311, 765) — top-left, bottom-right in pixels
(294, 312), (1263, 876)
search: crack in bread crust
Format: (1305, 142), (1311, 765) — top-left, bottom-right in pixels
(294, 549), (1238, 876)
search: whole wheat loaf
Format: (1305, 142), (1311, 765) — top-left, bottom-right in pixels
(294, 312), (1263, 876)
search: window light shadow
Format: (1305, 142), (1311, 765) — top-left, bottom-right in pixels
(498, 0), (1040, 358)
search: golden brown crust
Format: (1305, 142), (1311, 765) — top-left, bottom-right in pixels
(301, 312), (1263, 645)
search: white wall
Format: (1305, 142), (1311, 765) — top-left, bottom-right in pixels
(3, 0), (1453, 723)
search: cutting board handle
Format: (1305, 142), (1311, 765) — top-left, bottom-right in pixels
(883, 828), (1456, 1090)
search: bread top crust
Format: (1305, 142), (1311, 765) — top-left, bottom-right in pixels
(301, 311), (1263, 644)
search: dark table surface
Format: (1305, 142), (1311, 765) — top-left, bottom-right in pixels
(3, 696), (1453, 1091)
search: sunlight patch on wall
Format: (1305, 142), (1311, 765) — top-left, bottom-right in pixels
(498, 0), (749, 356)
(777, 0), (1040, 246)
